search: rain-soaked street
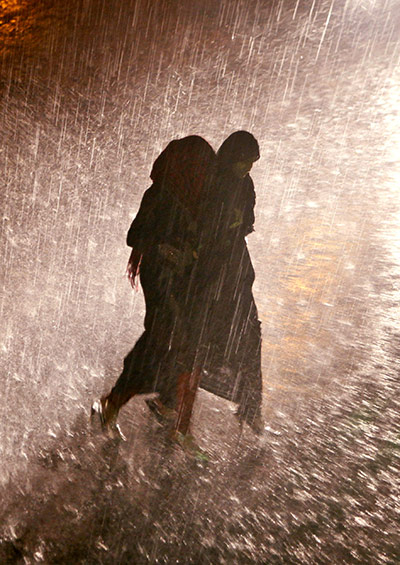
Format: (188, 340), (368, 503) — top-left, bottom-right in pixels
(1, 0), (400, 562)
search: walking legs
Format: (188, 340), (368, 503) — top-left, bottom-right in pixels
(174, 367), (202, 435)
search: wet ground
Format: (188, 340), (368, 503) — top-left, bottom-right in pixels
(1, 0), (400, 562)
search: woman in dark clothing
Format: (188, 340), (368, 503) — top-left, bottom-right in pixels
(197, 131), (263, 434)
(92, 136), (216, 440)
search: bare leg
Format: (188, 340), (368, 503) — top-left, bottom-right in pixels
(174, 367), (201, 435)
(98, 332), (152, 425)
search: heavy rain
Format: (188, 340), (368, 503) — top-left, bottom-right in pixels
(1, 0), (399, 562)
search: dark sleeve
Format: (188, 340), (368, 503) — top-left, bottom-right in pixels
(126, 185), (160, 251)
(243, 176), (256, 236)
(203, 176), (255, 246)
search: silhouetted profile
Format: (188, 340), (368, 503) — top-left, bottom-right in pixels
(91, 135), (216, 449)
(92, 131), (263, 448)
(197, 131), (263, 434)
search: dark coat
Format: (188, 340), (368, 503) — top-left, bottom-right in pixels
(196, 169), (262, 427)
(111, 132), (262, 430)
(117, 183), (200, 405)
(111, 136), (215, 408)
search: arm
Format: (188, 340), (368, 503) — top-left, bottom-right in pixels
(126, 185), (160, 253)
(242, 176), (256, 236)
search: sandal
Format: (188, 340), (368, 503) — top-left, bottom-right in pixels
(90, 398), (126, 441)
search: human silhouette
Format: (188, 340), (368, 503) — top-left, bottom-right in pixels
(91, 135), (216, 449)
(197, 131), (263, 434)
(91, 131), (263, 449)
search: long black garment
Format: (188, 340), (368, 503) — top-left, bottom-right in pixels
(108, 134), (216, 413)
(109, 133), (262, 428)
(196, 169), (262, 427)
(111, 183), (200, 407)
(111, 169), (262, 427)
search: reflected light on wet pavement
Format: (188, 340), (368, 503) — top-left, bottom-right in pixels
(1, 0), (400, 563)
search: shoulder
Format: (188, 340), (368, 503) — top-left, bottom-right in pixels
(137, 184), (164, 212)
(236, 175), (255, 206)
(141, 183), (159, 202)
(244, 175), (255, 191)
(244, 175), (256, 201)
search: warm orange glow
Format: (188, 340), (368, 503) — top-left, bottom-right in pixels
(0, 0), (47, 56)
(260, 217), (357, 395)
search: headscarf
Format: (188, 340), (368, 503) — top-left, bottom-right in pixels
(127, 135), (215, 289)
(150, 135), (215, 218)
(216, 131), (260, 170)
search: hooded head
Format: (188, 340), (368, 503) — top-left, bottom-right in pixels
(217, 131), (260, 178)
(150, 135), (215, 217)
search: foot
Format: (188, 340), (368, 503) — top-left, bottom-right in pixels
(250, 415), (264, 436)
(146, 398), (177, 425)
(169, 430), (209, 462)
(234, 411), (264, 436)
(90, 398), (126, 441)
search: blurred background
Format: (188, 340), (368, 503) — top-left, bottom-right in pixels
(1, 0), (399, 562)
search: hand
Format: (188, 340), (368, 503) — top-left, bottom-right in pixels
(158, 243), (181, 265)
